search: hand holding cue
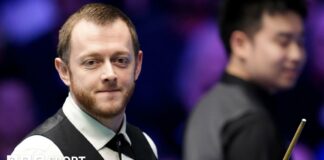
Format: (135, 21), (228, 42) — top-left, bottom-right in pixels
(283, 118), (306, 160)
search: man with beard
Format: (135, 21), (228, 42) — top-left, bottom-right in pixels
(10, 3), (157, 160)
(184, 0), (307, 159)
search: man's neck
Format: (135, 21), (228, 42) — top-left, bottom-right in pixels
(226, 58), (276, 94)
(226, 58), (250, 81)
(96, 113), (124, 133)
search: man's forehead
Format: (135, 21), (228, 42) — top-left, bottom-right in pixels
(69, 19), (133, 56)
(260, 11), (304, 34)
(70, 19), (131, 43)
(72, 18), (125, 33)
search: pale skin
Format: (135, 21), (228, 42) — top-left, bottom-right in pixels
(55, 19), (143, 132)
(227, 11), (305, 93)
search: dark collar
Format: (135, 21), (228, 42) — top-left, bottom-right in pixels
(221, 72), (275, 113)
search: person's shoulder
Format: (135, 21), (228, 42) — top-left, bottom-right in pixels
(9, 135), (64, 159)
(188, 81), (261, 133)
(30, 110), (65, 135)
(197, 81), (244, 107)
(196, 80), (259, 118)
(192, 82), (245, 117)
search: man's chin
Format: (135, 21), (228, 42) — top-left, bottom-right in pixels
(91, 103), (125, 118)
(276, 81), (296, 91)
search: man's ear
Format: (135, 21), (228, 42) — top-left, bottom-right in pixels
(230, 31), (252, 60)
(134, 50), (143, 81)
(54, 58), (71, 86)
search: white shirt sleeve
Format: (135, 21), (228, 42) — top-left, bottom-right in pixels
(143, 132), (158, 158)
(9, 135), (64, 160)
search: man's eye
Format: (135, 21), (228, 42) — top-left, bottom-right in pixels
(275, 37), (290, 48)
(279, 41), (289, 47)
(117, 58), (129, 64)
(113, 57), (130, 67)
(83, 59), (100, 68)
(86, 60), (97, 65)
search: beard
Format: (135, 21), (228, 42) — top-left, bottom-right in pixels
(70, 78), (135, 120)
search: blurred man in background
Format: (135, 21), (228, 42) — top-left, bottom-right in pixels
(185, 0), (307, 159)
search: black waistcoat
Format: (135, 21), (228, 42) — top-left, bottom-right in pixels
(27, 109), (157, 160)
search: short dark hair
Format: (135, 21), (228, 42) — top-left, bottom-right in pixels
(57, 3), (140, 64)
(218, 0), (307, 55)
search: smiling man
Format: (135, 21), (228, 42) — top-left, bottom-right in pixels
(11, 3), (157, 160)
(184, 0), (307, 159)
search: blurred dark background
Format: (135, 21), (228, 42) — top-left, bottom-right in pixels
(1, 0), (324, 159)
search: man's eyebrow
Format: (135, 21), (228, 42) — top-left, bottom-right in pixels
(113, 51), (131, 55)
(78, 51), (131, 60)
(78, 53), (102, 60)
(276, 31), (304, 39)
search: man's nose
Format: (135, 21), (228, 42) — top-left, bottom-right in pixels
(101, 62), (117, 82)
(289, 42), (306, 64)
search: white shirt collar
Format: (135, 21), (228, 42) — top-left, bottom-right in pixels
(62, 93), (131, 151)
